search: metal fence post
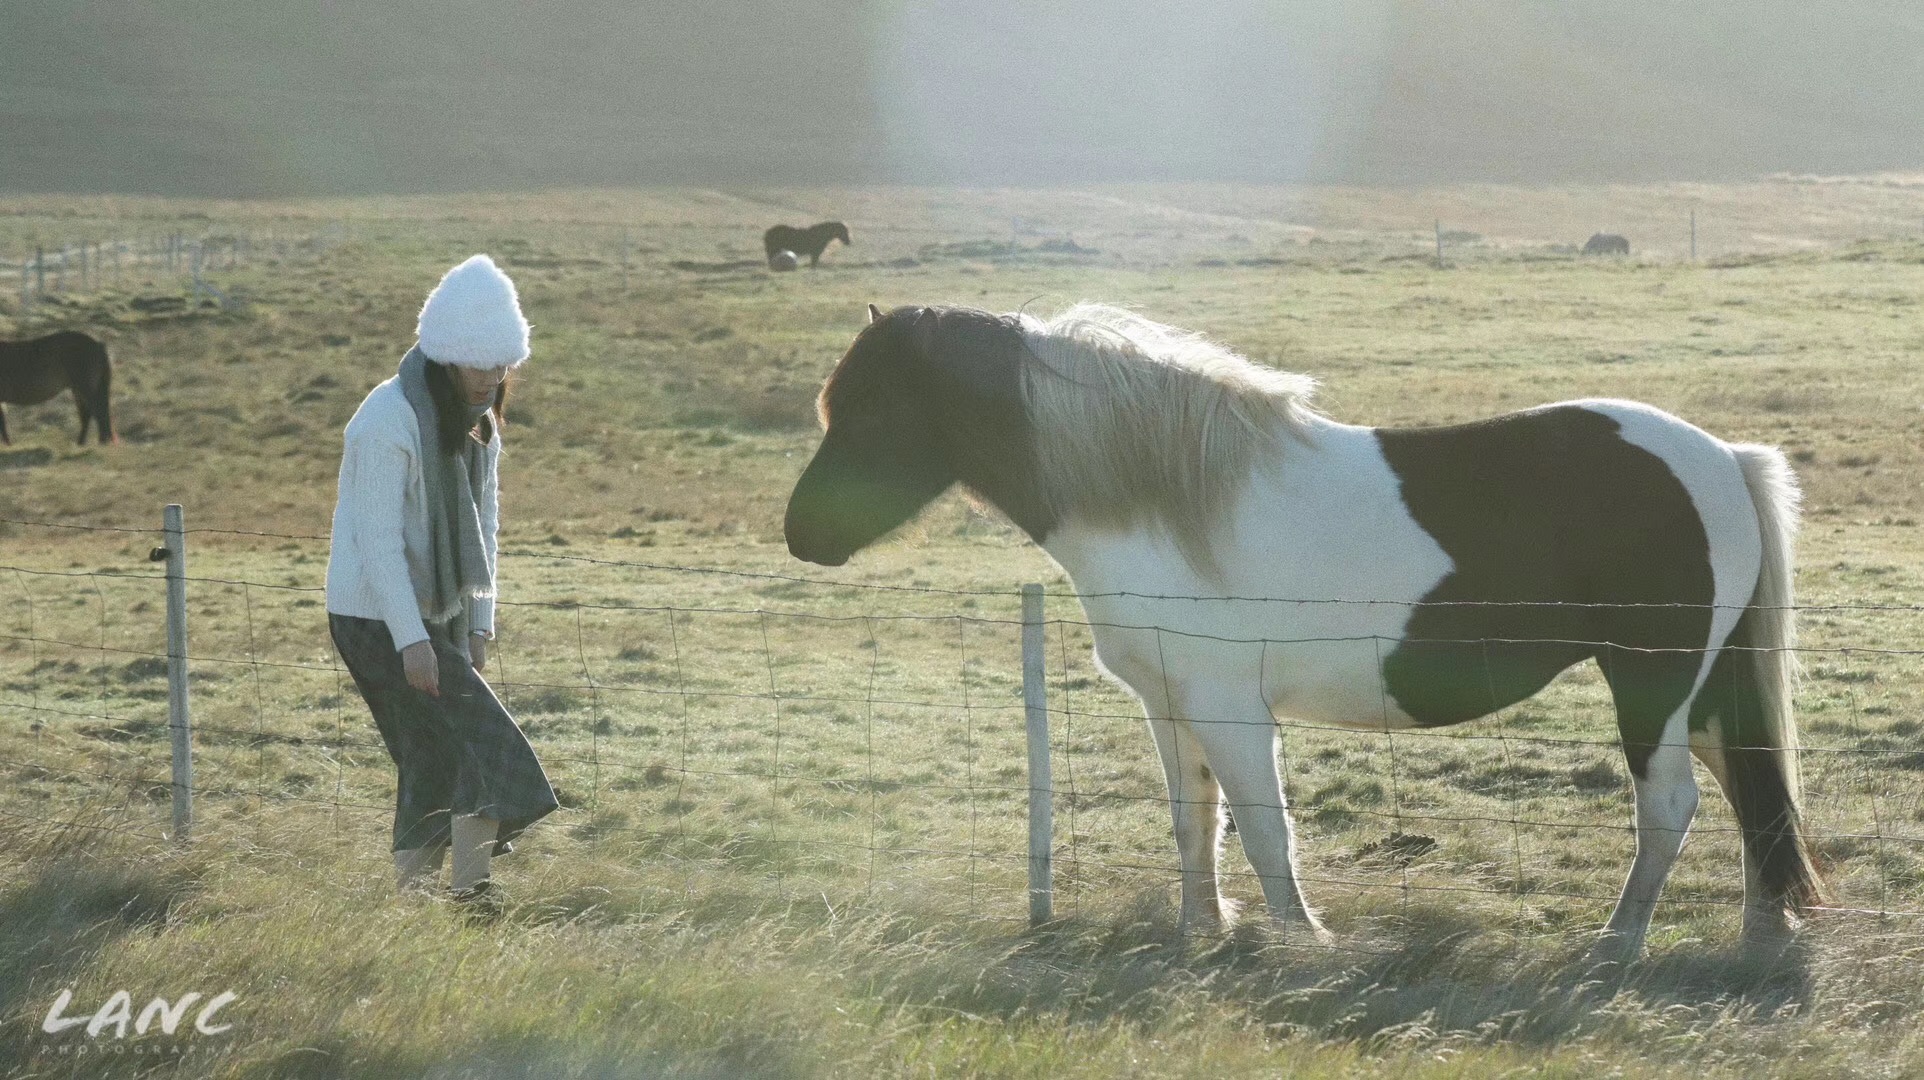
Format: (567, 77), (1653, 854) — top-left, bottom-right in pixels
(1021, 582), (1053, 925)
(161, 504), (194, 841)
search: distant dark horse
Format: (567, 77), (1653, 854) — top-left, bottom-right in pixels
(764, 222), (851, 268)
(0, 331), (115, 445)
(1583, 233), (1631, 255)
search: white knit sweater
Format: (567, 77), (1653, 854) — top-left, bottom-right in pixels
(325, 376), (500, 652)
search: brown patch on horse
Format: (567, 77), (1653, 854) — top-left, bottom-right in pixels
(1375, 405), (1714, 777)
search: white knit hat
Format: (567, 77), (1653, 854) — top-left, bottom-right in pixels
(415, 254), (531, 368)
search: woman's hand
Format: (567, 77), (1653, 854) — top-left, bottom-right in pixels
(401, 640), (440, 697)
(470, 634), (489, 673)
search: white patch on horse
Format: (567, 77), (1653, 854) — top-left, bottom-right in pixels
(1046, 415), (1453, 733)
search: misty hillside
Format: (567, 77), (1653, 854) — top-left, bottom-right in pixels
(5, 1), (1924, 196)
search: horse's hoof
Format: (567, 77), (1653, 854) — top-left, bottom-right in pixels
(1295, 927), (1335, 949)
(1739, 920), (1796, 961)
(1267, 913), (1332, 947)
(1179, 900), (1235, 936)
(1583, 931), (1643, 972)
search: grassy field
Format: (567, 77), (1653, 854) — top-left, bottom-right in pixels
(4, 181), (1924, 1077)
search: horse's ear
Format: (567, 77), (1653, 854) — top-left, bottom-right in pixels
(868, 303), (883, 325)
(909, 306), (941, 357)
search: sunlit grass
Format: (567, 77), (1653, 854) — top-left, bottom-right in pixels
(5, 185), (1924, 1075)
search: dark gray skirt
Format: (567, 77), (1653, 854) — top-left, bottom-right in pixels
(329, 613), (559, 856)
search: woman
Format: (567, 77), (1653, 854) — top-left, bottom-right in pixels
(325, 253), (559, 906)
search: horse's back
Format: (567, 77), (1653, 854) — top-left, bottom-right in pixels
(1184, 399), (1738, 612)
(4, 330), (101, 355)
(1369, 399), (1745, 610)
(1048, 402), (1758, 728)
(0, 330), (108, 403)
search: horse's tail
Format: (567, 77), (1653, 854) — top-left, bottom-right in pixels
(94, 337), (115, 445)
(73, 334), (115, 445)
(1701, 443), (1823, 916)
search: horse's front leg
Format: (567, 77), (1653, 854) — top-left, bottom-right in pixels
(0, 403), (9, 445)
(1141, 703), (1229, 930)
(1182, 685), (1328, 941)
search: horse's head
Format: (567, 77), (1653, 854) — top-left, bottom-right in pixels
(784, 303), (1049, 566)
(830, 222), (851, 246)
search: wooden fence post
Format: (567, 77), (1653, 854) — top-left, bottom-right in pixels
(1021, 583), (1053, 925)
(157, 504), (194, 842)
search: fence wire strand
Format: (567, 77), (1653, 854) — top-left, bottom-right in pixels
(9, 513), (1924, 958)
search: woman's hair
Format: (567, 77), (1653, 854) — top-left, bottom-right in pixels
(424, 361), (510, 455)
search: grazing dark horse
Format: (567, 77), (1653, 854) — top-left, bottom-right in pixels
(1583, 233), (1631, 255)
(0, 331), (115, 445)
(764, 221), (851, 268)
(785, 301), (1822, 962)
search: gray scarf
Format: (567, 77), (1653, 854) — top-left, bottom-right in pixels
(397, 346), (494, 643)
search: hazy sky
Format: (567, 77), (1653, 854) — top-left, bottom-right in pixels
(874, 0), (1391, 184)
(5, 2), (1923, 195)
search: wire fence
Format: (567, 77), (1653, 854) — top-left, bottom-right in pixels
(6, 224), (350, 315)
(4, 510), (1924, 953)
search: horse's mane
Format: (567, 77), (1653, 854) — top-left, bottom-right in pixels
(1014, 302), (1318, 579)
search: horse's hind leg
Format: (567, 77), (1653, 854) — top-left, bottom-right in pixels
(1598, 731), (1698, 961)
(1685, 723), (1789, 945)
(1596, 648), (1704, 961)
(0, 403), (8, 445)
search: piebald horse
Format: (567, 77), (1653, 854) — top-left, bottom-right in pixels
(784, 302), (1822, 961)
(0, 330), (115, 445)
